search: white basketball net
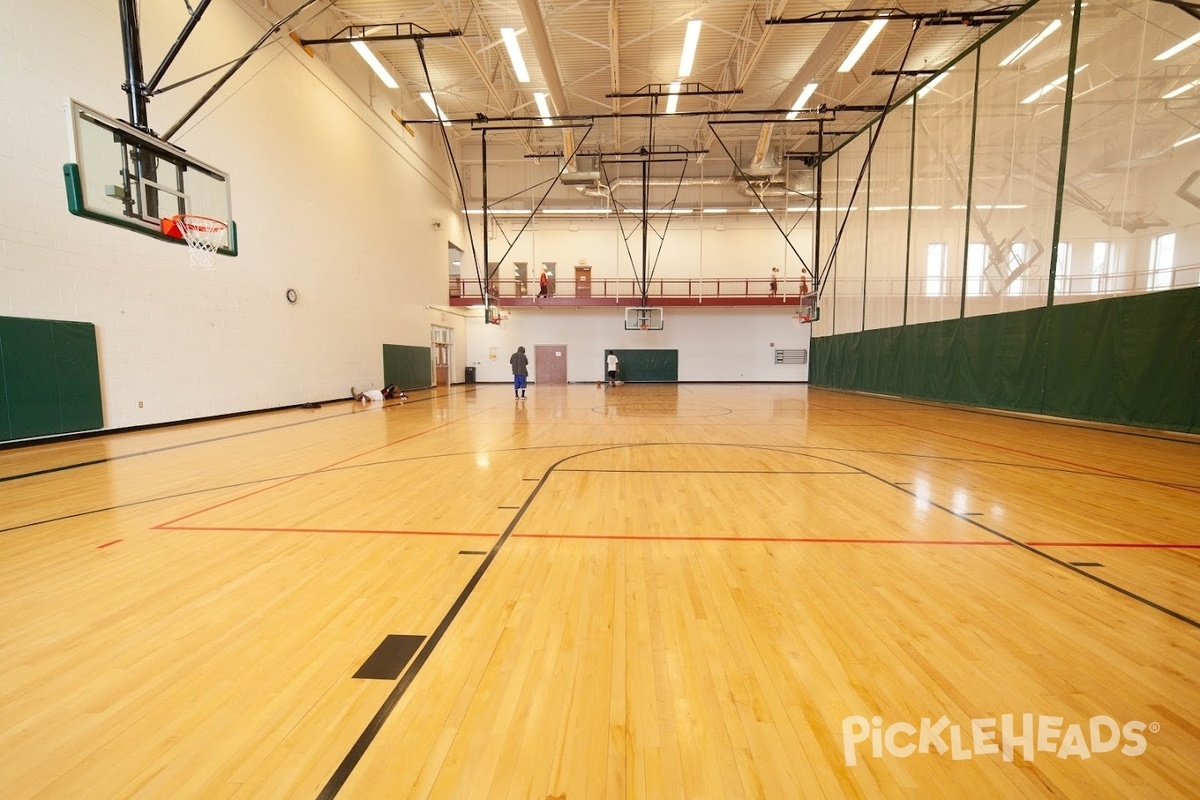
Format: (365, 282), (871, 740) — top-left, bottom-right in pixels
(176, 215), (228, 270)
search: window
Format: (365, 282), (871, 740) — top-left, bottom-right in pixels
(967, 242), (988, 297)
(925, 243), (948, 296)
(1150, 232), (1176, 289)
(1090, 241), (1110, 293)
(1006, 242), (1027, 296)
(1054, 242), (1071, 294)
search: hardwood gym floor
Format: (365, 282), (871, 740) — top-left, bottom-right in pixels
(1, 384), (1197, 798)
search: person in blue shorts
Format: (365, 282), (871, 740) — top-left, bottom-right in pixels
(509, 346), (529, 399)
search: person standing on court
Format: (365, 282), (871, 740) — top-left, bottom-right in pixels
(510, 345), (529, 399)
(606, 350), (619, 388)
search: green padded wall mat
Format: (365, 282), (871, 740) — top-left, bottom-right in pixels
(52, 321), (104, 433)
(811, 288), (1199, 433)
(0, 316), (103, 441)
(382, 344), (431, 391)
(610, 349), (679, 382)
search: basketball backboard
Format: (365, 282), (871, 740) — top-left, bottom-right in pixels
(64, 99), (237, 255)
(624, 306), (664, 331)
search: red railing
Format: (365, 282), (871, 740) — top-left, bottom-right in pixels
(449, 277), (811, 303)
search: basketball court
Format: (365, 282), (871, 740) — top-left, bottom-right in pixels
(1, 384), (1197, 797)
(2, 0), (1198, 796)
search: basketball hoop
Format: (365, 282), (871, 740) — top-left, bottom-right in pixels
(167, 214), (228, 270)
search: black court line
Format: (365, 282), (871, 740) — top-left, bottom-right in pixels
(0, 389), (462, 485)
(315, 446), (609, 799)
(498, 506), (521, 509)
(818, 387), (1200, 446)
(1069, 562), (1105, 567)
(316, 440), (1200, 798)
(865, 472), (1200, 631)
(353, 635), (425, 680)
(458, 550), (487, 556)
(554, 468), (857, 475)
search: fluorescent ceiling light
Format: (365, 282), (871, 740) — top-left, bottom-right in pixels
(869, 205), (942, 211)
(951, 203), (1028, 210)
(420, 92), (451, 124)
(500, 28), (531, 82)
(1155, 31), (1200, 61)
(351, 39), (399, 89)
(534, 92), (552, 125)
(905, 70), (952, 104)
(666, 81), (682, 114)
(1020, 64), (1087, 104)
(1174, 130), (1200, 147)
(465, 208), (531, 214)
(542, 208), (613, 214)
(623, 208), (693, 214)
(998, 19), (1062, 67)
(679, 19), (703, 77)
(1163, 78), (1200, 99)
(839, 19), (888, 73)
(702, 208), (728, 213)
(786, 83), (820, 120)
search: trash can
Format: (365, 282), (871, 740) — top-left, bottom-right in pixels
(465, 366), (476, 384)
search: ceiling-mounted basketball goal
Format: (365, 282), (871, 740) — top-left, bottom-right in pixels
(624, 306), (664, 331)
(64, 99), (237, 266)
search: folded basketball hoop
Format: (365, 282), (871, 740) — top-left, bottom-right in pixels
(167, 214), (228, 269)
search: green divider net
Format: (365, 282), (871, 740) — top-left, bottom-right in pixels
(382, 344), (432, 391)
(611, 349), (678, 382)
(811, 288), (1199, 433)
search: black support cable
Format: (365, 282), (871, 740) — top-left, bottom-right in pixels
(645, 157), (692, 288)
(706, 124), (812, 276)
(817, 21), (921, 301)
(163, 0), (325, 139)
(415, 38), (485, 303)
(145, 0), (214, 93)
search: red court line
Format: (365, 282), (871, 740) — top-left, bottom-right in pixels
(151, 402), (502, 530)
(97, 539), (123, 548)
(157, 525), (498, 537)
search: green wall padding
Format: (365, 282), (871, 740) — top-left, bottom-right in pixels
(382, 344), (431, 391)
(52, 321), (104, 433)
(0, 316), (104, 442)
(610, 349), (679, 382)
(810, 288), (1200, 433)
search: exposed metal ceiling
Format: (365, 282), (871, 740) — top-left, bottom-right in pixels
(254, 0), (1198, 213)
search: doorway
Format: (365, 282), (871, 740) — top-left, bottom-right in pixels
(575, 265), (591, 298)
(432, 326), (452, 387)
(534, 345), (568, 385)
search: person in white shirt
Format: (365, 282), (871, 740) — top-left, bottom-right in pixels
(351, 384), (406, 402)
(605, 351), (619, 388)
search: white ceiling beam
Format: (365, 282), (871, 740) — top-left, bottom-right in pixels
(752, 0), (879, 168)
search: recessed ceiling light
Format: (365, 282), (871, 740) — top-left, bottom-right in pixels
(500, 28), (531, 83)
(534, 92), (552, 125)
(679, 19), (703, 77)
(420, 92), (451, 124)
(351, 38), (398, 89)
(1155, 31), (1200, 61)
(786, 83), (820, 120)
(839, 19), (888, 73)
(998, 19), (1062, 67)
(666, 81), (682, 114)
